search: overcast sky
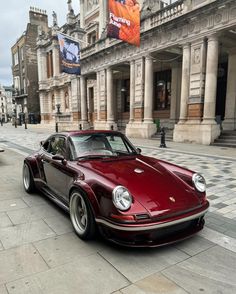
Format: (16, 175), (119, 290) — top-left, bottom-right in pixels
(0, 0), (80, 86)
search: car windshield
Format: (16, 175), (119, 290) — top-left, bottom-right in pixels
(70, 133), (137, 160)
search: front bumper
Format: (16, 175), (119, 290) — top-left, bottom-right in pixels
(96, 204), (209, 247)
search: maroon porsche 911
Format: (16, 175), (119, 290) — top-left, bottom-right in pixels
(23, 130), (209, 247)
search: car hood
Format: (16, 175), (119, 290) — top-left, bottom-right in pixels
(80, 155), (201, 217)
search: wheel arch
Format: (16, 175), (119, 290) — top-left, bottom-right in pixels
(24, 157), (38, 179)
(69, 183), (100, 218)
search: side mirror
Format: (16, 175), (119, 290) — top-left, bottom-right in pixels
(52, 154), (67, 165)
(136, 148), (142, 154)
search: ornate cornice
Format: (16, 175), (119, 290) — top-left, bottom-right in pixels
(81, 0), (236, 75)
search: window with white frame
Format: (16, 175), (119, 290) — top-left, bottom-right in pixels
(13, 52), (18, 66)
(20, 46), (24, 61)
(14, 76), (20, 90)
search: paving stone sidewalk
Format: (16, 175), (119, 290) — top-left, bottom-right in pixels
(1, 123), (236, 293)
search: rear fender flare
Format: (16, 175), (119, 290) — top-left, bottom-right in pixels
(24, 157), (38, 178)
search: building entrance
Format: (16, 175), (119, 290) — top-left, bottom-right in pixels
(216, 62), (227, 125)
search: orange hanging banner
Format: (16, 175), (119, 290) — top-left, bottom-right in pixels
(107, 0), (141, 47)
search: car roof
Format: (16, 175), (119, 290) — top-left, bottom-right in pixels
(57, 130), (123, 137)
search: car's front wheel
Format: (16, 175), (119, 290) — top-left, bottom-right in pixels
(23, 162), (35, 193)
(69, 190), (96, 240)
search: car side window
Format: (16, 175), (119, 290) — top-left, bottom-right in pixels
(42, 140), (50, 152)
(48, 136), (67, 157)
(68, 138), (76, 160)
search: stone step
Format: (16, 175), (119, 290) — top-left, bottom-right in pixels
(214, 139), (236, 144)
(219, 136), (236, 140)
(219, 131), (236, 136)
(152, 131), (173, 141)
(212, 130), (236, 148)
(211, 142), (236, 148)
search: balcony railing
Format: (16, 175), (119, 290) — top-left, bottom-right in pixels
(149, 0), (184, 28)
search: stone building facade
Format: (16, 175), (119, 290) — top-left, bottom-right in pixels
(37, 1), (85, 130)
(38, 0), (236, 145)
(11, 7), (48, 123)
(0, 85), (7, 122)
(0, 86), (14, 121)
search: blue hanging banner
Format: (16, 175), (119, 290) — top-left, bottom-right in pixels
(57, 33), (81, 75)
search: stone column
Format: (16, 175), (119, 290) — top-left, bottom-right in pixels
(80, 0), (85, 29)
(144, 56), (154, 123)
(200, 35), (221, 144)
(126, 56), (156, 138)
(80, 76), (89, 128)
(106, 67), (117, 129)
(41, 52), (47, 81)
(96, 71), (101, 121)
(37, 49), (43, 82)
(99, 0), (107, 38)
(68, 85), (72, 112)
(203, 35), (219, 123)
(129, 60), (135, 123)
(52, 41), (60, 77)
(37, 49), (47, 82)
(60, 89), (65, 112)
(94, 70), (108, 130)
(187, 39), (207, 121)
(39, 91), (49, 124)
(223, 51), (236, 130)
(178, 43), (191, 123)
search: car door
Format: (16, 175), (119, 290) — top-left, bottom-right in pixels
(41, 135), (73, 201)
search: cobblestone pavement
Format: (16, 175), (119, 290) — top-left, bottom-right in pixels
(0, 123), (236, 293)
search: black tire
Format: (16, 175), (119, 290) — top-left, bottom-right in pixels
(69, 190), (96, 240)
(23, 162), (35, 193)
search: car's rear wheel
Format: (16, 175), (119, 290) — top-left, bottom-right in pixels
(69, 190), (96, 240)
(23, 162), (35, 193)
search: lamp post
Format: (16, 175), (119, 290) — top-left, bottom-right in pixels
(0, 105), (3, 126)
(14, 106), (17, 128)
(24, 112), (27, 129)
(55, 103), (61, 133)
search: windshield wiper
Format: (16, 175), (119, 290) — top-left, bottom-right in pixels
(115, 151), (136, 156)
(76, 154), (116, 161)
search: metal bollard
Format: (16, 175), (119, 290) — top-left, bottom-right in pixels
(55, 122), (58, 133)
(159, 127), (167, 148)
(79, 124), (82, 130)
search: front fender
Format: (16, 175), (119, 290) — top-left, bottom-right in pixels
(69, 181), (101, 218)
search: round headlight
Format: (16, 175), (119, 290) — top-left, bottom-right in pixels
(192, 173), (206, 193)
(112, 186), (132, 211)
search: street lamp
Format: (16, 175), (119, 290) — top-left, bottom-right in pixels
(24, 112), (27, 129)
(14, 106), (17, 128)
(55, 103), (61, 133)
